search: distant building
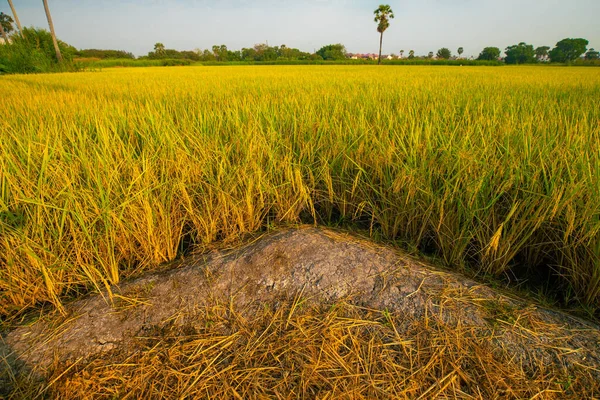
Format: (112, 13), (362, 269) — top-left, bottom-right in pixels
(348, 53), (379, 60)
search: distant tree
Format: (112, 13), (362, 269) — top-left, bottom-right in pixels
(147, 46), (186, 60)
(0, 23), (7, 44)
(180, 50), (201, 61)
(241, 47), (256, 61)
(77, 49), (135, 59)
(585, 48), (599, 60)
(251, 43), (277, 61)
(278, 44), (290, 59)
(212, 44), (229, 61)
(279, 45), (311, 61)
(7, 0), (22, 35)
(252, 43), (267, 60)
(534, 46), (550, 60)
(147, 44), (202, 61)
(43, 0), (63, 62)
(316, 44), (347, 60)
(504, 42), (535, 64)
(477, 47), (500, 61)
(230, 50), (243, 61)
(408, 49), (415, 59)
(0, 12), (13, 33)
(154, 43), (166, 57)
(164, 49), (182, 59)
(549, 38), (588, 63)
(264, 45), (278, 61)
(374, 4), (394, 65)
(427, 51), (433, 58)
(200, 49), (216, 61)
(437, 47), (451, 59)
(457, 47), (464, 58)
(0, 12), (14, 42)
(399, 49), (404, 58)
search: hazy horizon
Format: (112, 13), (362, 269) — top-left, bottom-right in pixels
(2, 0), (599, 57)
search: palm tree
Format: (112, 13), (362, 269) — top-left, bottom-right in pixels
(7, 0), (22, 34)
(400, 50), (404, 58)
(374, 4), (394, 65)
(42, 0), (62, 62)
(155, 42), (166, 57)
(408, 50), (414, 59)
(458, 47), (464, 58)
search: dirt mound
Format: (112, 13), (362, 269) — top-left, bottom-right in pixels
(3, 227), (600, 395)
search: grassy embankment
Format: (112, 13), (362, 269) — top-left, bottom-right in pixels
(76, 58), (502, 69)
(74, 58), (193, 69)
(0, 66), (599, 320)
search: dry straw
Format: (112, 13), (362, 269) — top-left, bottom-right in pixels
(5, 300), (600, 398)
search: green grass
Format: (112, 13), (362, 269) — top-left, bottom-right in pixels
(78, 58), (192, 69)
(193, 59), (503, 66)
(0, 65), (599, 319)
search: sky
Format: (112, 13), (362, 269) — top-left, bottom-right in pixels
(1, 0), (599, 57)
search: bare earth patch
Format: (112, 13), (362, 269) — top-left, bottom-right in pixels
(2, 227), (600, 398)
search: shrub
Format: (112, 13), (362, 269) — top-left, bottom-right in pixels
(0, 27), (77, 74)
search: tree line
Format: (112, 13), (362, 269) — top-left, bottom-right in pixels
(476, 39), (597, 63)
(145, 42), (323, 62)
(137, 39), (597, 64)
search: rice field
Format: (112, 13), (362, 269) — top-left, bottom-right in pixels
(1, 65), (599, 318)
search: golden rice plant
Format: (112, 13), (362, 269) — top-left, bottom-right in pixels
(0, 65), (599, 318)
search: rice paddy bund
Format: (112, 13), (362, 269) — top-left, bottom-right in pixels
(0, 66), (599, 318)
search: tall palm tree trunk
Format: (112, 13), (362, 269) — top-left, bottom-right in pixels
(0, 20), (8, 43)
(7, 0), (22, 34)
(378, 32), (383, 65)
(42, 0), (62, 62)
